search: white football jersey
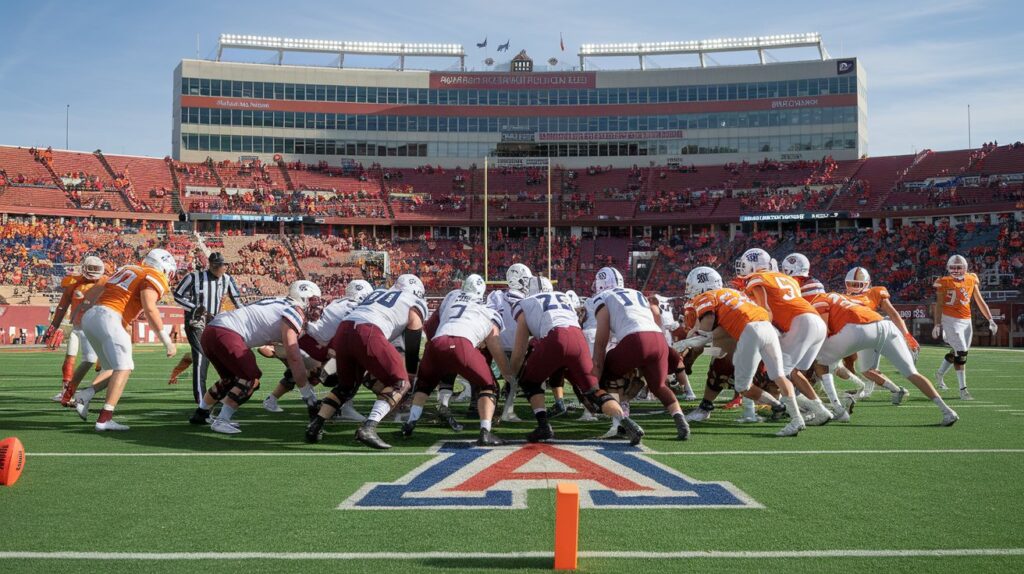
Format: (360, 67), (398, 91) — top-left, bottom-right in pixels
(514, 291), (580, 339)
(581, 297), (618, 353)
(305, 298), (358, 346)
(593, 288), (662, 339)
(436, 292), (503, 348)
(658, 302), (678, 345)
(487, 289), (526, 352)
(209, 297), (303, 348)
(348, 288), (428, 341)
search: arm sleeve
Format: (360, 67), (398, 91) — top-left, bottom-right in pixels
(403, 328), (422, 376)
(173, 272), (196, 311)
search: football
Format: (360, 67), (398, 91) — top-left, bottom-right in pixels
(0, 436), (26, 486)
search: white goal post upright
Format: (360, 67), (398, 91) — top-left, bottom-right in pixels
(483, 156), (553, 285)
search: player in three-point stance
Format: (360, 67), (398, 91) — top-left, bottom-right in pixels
(933, 254), (997, 400)
(486, 263), (533, 422)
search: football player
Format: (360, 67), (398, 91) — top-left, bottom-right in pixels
(682, 267), (806, 436)
(655, 294), (697, 401)
(510, 276), (644, 445)
(844, 267), (916, 404)
(486, 263), (533, 422)
(590, 267), (690, 440)
(403, 275), (516, 446)
(261, 279), (372, 421)
(933, 254), (997, 400)
(74, 249), (177, 431)
(737, 248), (834, 426)
(43, 256), (106, 402)
(306, 274), (427, 449)
(188, 280), (321, 434)
(804, 285), (959, 426)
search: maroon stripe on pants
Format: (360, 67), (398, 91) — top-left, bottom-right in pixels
(521, 327), (597, 394)
(332, 321), (408, 392)
(417, 335), (496, 394)
(201, 325), (262, 382)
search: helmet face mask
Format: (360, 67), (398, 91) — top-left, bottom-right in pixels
(947, 255), (968, 280)
(844, 267), (871, 295)
(143, 248), (177, 279)
(462, 274), (486, 300)
(506, 264), (532, 294)
(287, 280), (322, 311)
(82, 256), (104, 281)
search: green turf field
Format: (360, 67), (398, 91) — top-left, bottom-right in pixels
(1, 345), (1023, 573)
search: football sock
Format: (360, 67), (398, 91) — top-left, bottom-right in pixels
(408, 404), (424, 423)
(742, 398), (757, 418)
(553, 398), (564, 410)
(299, 384), (317, 403)
(368, 400), (390, 423)
(846, 371), (867, 392)
(218, 405), (236, 422)
(881, 379), (900, 393)
(533, 409), (549, 425)
(782, 396), (805, 426)
(79, 386), (97, 402)
(438, 389), (452, 408)
(480, 419), (492, 432)
(932, 396), (955, 415)
(820, 374), (841, 406)
(611, 415), (622, 428)
(956, 370), (967, 390)
(937, 359), (953, 378)
(61, 356), (75, 382)
(756, 393), (781, 407)
(97, 404), (115, 424)
(199, 398), (213, 410)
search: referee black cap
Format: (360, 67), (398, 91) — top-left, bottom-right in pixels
(208, 252), (225, 267)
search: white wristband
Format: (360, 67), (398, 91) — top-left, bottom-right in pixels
(158, 330), (173, 347)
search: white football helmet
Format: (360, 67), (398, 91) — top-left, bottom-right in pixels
(685, 267), (723, 299)
(143, 248), (177, 278)
(81, 256), (104, 281)
(946, 254), (968, 280)
(844, 267), (871, 294)
(394, 274), (425, 298)
(564, 289), (582, 310)
(593, 266), (624, 294)
(287, 280), (322, 310)
(345, 280), (372, 303)
(781, 253), (811, 278)
(527, 275), (554, 296)
(735, 248), (773, 277)
(462, 274), (486, 300)
(655, 294), (674, 314)
(506, 263), (533, 294)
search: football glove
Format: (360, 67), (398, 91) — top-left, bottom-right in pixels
(42, 325), (56, 345)
(904, 333), (920, 352)
(931, 325), (942, 340)
(989, 320), (998, 335)
(673, 334), (711, 353)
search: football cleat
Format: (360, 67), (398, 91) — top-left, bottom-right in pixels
(188, 408), (210, 425)
(831, 403), (851, 423)
(401, 420), (417, 438)
(768, 403), (789, 421)
(437, 405), (464, 432)
(723, 395), (743, 409)
(74, 395), (90, 421)
(892, 387), (909, 405)
(477, 429), (506, 447)
(775, 420), (805, 437)
(598, 423), (625, 439)
(336, 401), (366, 422)
(50, 391), (64, 403)
(672, 414), (689, 442)
(95, 419), (130, 432)
(546, 401), (568, 418)
(306, 400), (321, 421)
(804, 402), (834, 426)
(620, 417), (646, 445)
(682, 390), (698, 402)
(735, 413), (765, 424)
(941, 410), (960, 427)
(262, 396), (283, 413)
(841, 393), (857, 415)
(959, 388), (973, 401)
(936, 374), (948, 391)
(305, 417), (325, 444)
(686, 408), (712, 423)
(526, 423), (555, 443)
(210, 419), (242, 435)
(578, 409), (598, 421)
(500, 411), (523, 423)
(355, 422), (392, 450)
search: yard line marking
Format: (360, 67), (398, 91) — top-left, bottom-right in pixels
(0, 548), (1023, 560)
(25, 448), (1024, 458)
(901, 404), (1010, 408)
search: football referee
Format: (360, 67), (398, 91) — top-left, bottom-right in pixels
(173, 252), (242, 403)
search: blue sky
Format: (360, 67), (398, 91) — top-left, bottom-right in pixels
(0, 0), (1020, 158)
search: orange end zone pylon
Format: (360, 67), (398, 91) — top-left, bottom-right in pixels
(554, 482), (580, 570)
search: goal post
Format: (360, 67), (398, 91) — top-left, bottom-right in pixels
(482, 156), (554, 285)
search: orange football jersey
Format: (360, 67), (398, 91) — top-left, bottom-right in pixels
(807, 292), (883, 335)
(691, 288), (770, 341)
(743, 271), (818, 332)
(60, 273), (106, 317)
(96, 265), (169, 324)
(933, 273), (978, 320)
(849, 286), (890, 311)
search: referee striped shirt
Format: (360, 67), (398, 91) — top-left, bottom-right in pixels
(173, 270), (242, 316)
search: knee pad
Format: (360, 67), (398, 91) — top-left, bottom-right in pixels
(209, 379), (233, 401)
(227, 379), (259, 405)
(699, 398), (715, 411)
(603, 377), (628, 392)
(278, 369), (296, 392)
(954, 351), (968, 366)
(944, 352), (957, 364)
(329, 383), (357, 404)
(377, 380), (411, 408)
(478, 390), (498, 406)
(321, 395), (342, 411)
(584, 389), (617, 409)
(705, 375), (725, 393)
(520, 380), (545, 399)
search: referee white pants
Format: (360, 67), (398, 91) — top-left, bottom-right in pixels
(818, 321), (917, 378)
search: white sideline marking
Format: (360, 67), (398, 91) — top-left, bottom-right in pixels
(0, 548), (1022, 560)
(25, 448), (1024, 458)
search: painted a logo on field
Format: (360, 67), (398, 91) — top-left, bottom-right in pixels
(339, 441), (761, 510)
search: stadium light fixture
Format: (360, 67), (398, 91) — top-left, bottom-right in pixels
(216, 34), (466, 70)
(578, 33), (827, 70)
